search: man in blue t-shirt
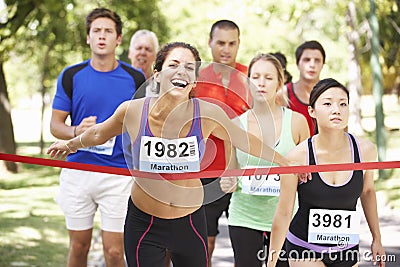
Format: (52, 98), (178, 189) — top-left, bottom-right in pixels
(50, 8), (144, 267)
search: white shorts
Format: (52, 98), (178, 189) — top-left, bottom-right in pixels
(55, 168), (133, 232)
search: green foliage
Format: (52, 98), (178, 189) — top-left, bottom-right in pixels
(2, 0), (86, 104)
(2, 0), (169, 106)
(106, 0), (170, 62)
(156, 0), (399, 93)
(377, 0), (400, 92)
(0, 0), (35, 61)
(3, 0), (399, 106)
(355, 0), (400, 93)
(157, 0), (349, 82)
(2, 0), (399, 106)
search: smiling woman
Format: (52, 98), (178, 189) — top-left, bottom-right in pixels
(47, 41), (295, 267)
(171, 79), (189, 88)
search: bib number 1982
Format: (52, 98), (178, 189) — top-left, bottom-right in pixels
(139, 136), (200, 173)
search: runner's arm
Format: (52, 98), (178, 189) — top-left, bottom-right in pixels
(208, 104), (289, 167)
(266, 146), (304, 267)
(359, 139), (385, 267)
(47, 101), (129, 159)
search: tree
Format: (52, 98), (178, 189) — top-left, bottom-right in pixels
(0, 0), (37, 172)
(346, 1), (365, 136)
(0, 63), (17, 172)
(1, 0), (83, 163)
(357, 0), (400, 95)
(369, 0), (387, 178)
(377, 0), (400, 95)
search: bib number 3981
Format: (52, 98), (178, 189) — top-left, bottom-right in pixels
(308, 209), (360, 245)
(139, 136), (200, 173)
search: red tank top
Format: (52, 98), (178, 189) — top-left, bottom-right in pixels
(194, 63), (250, 171)
(287, 82), (315, 135)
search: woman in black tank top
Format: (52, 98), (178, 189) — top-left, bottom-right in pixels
(267, 78), (385, 267)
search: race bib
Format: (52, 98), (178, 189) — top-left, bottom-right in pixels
(241, 174), (280, 196)
(139, 136), (200, 173)
(78, 137), (116, 156)
(308, 209), (360, 245)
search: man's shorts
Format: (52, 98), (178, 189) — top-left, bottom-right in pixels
(204, 191), (232, 236)
(55, 168), (133, 232)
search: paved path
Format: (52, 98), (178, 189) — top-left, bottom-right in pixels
(88, 192), (399, 266)
(357, 192), (400, 267)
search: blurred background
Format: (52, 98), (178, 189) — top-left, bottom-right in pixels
(0, 1), (399, 266)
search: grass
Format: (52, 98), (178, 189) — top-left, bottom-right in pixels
(374, 129), (400, 210)
(0, 159), (68, 267)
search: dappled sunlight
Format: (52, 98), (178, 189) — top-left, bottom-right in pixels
(2, 222), (67, 248)
(43, 228), (68, 243)
(0, 166), (68, 266)
(6, 225), (68, 247)
(360, 95), (400, 131)
(14, 227), (42, 242)
(10, 261), (31, 266)
(0, 186), (62, 218)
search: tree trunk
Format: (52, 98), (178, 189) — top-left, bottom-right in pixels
(39, 42), (54, 155)
(369, 0), (387, 178)
(346, 2), (364, 136)
(39, 83), (46, 155)
(0, 61), (18, 173)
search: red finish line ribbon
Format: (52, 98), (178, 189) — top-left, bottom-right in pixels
(1, 152), (399, 180)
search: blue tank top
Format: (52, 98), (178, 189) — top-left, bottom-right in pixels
(130, 97), (205, 170)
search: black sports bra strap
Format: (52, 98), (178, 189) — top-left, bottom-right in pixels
(348, 133), (361, 163)
(307, 134), (361, 171)
(307, 137), (316, 165)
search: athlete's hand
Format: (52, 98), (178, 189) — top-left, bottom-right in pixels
(47, 140), (76, 160)
(266, 253), (277, 267)
(371, 239), (385, 266)
(220, 176), (237, 193)
(290, 161), (311, 183)
(75, 116), (97, 136)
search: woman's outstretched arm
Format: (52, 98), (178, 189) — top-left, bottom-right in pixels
(47, 101), (130, 159)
